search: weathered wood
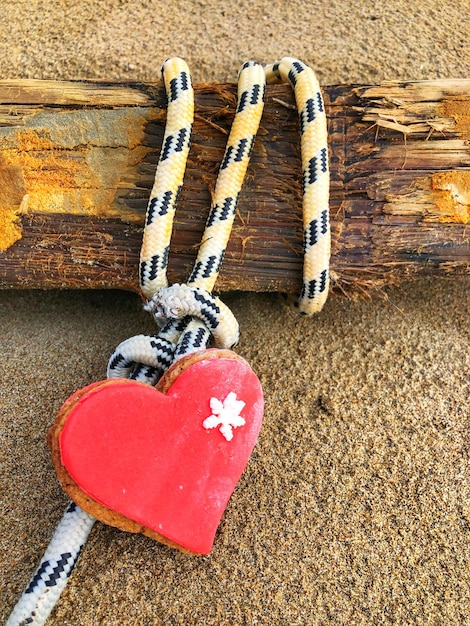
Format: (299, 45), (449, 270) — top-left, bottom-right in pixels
(0, 78), (469, 296)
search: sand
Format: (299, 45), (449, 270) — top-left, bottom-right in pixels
(1, 1), (469, 624)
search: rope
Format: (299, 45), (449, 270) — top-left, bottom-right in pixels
(108, 58), (266, 380)
(266, 57), (330, 314)
(7, 56), (330, 625)
(139, 57), (193, 299)
(144, 284), (240, 349)
(5, 503), (95, 626)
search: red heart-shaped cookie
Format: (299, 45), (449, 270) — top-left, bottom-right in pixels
(49, 350), (263, 555)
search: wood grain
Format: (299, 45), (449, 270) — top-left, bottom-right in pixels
(0, 78), (469, 295)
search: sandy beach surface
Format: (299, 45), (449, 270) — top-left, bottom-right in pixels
(1, 1), (469, 624)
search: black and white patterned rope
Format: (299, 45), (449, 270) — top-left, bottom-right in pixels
(8, 56), (330, 625)
(266, 57), (330, 314)
(7, 61), (266, 625)
(108, 59), (266, 382)
(144, 284), (240, 349)
(139, 58), (193, 300)
(6, 503), (95, 626)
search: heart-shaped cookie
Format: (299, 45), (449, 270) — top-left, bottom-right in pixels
(48, 350), (264, 555)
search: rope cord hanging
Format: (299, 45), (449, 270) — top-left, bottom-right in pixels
(266, 58), (330, 315)
(7, 56), (330, 626)
(107, 57), (266, 385)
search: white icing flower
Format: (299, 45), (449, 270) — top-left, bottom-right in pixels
(203, 391), (246, 441)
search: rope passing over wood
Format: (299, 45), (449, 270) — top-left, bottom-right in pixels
(106, 59), (267, 384)
(139, 58), (194, 299)
(185, 61), (267, 293)
(108, 56), (330, 382)
(7, 56), (330, 625)
(266, 58), (330, 314)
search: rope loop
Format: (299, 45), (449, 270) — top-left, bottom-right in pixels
(107, 333), (176, 383)
(109, 58), (266, 383)
(108, 56), (330, 383)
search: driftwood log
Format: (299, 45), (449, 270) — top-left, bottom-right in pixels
(0, 78), (469, 296)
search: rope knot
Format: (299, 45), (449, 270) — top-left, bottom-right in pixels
(144, 283), (239, 350)
(143, 283), (206, 322)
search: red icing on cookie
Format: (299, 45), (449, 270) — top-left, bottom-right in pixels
(59, 357), (264, 554)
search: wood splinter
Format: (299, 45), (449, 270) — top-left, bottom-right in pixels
(0, 78), (469, 296)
